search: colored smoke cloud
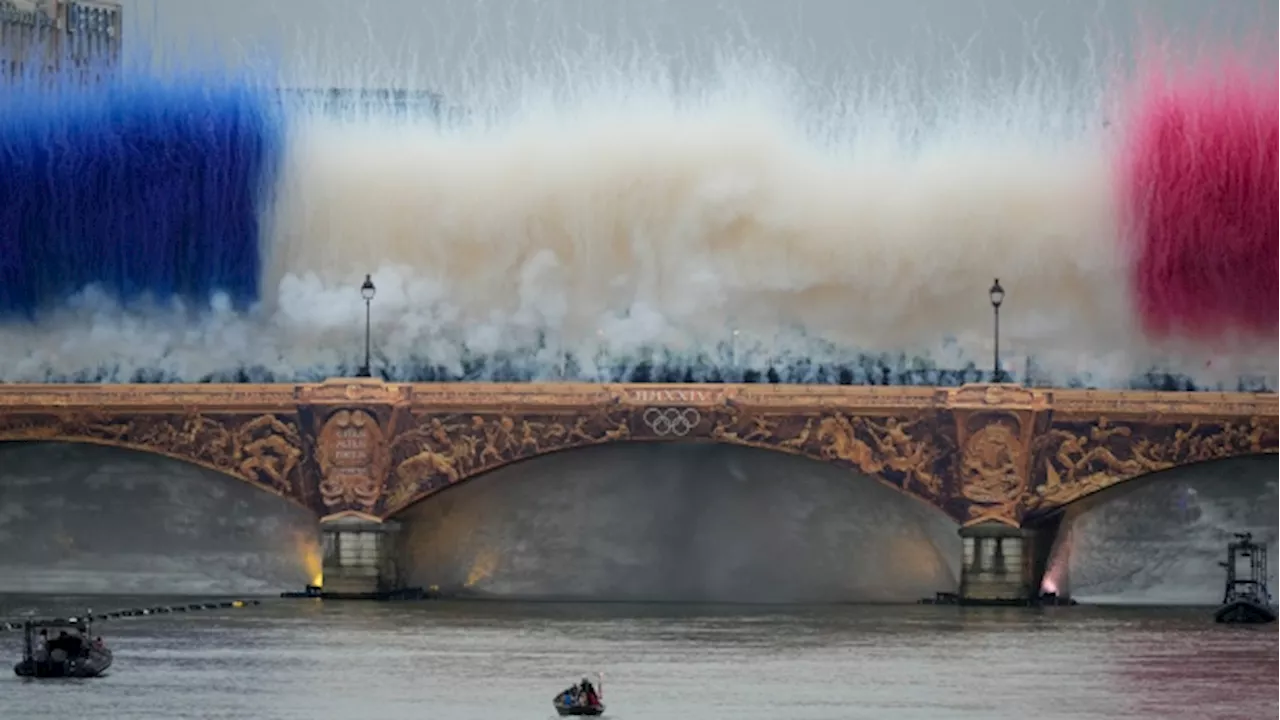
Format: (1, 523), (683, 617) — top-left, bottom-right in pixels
(0, 37), (1275, 389)
(1117, 58), (1279, 341)
(0, 74), (281, 315)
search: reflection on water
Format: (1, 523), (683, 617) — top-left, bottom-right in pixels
(2, 596), (1275, 720)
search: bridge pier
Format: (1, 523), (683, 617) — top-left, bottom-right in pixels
(957, 521), (1037, 605)
(319, 516), (406, 599)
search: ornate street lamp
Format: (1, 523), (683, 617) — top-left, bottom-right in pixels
(357, 274), (376, 378)
(989, 278), (1004, 383)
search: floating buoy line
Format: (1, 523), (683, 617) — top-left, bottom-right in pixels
(0, 599), (262, 633)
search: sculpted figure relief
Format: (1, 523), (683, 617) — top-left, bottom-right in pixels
(960, 422), (1025, 516)
(384, 407), (633, 513)
(0, 410), (306, 500)
(710, 411), (813, 450)
(233, 414), (304, 494)
(811, 414), (947, 500)
(1029, 416), (1278, 509)
(710, 406), (948, 501)
(815, 415), (883, 472)
(864, 416), (946, 498)
(0, 383), (1268, 523)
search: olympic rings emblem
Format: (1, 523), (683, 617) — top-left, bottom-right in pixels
(642, 407), (701, 437)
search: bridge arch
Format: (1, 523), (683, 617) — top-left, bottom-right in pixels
(1024, 414), (1279, 519)
(1034, 452), (1279, 519)
(379, 405), (963, 522)
(0, 410), (311, 512)
(0, 440), (321, 595)
(389, 435), (962, 523)
(386, 440), (963, 603)
(1035, 453), (1278, 604)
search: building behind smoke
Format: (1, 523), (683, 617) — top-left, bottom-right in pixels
(280, 87), (468, 123)
(1, 0), (121, 81)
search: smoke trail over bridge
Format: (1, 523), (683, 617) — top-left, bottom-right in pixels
(0, 4), (1275, 389)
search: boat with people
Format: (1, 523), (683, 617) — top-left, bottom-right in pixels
(553, 674), (606, 716)
(1214, 532), (1276, 624)
(13, 618), (113, 678)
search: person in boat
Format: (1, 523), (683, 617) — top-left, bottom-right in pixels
(579, 678), (600, 706)
(34, 629), (50, 662)
(559, 684), (580, 708)
(47, 631), (69, 662)
(50, 630), (85, 659)
(91, 636), (106, 652)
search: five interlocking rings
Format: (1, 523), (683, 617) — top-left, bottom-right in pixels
(642, 407), (701, 437)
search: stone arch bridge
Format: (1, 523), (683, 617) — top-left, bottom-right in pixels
(0, 379), (1274, 601)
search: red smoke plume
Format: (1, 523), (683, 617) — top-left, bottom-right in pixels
(1116, 56), (1278, 341)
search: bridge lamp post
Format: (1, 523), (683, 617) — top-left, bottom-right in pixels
(989, 278), (1004, 383)
(357, 274), (376, 378)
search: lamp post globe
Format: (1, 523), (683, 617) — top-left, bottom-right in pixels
(358, 274), (376, 378)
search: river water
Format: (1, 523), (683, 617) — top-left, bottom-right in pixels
(1, 596), (1275, 720)
(1, 448), (1276, 719)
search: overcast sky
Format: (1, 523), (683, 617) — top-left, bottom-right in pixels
(113, 0), (1275, 92)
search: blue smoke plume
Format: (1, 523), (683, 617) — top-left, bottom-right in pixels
(0, 72), (282, 316)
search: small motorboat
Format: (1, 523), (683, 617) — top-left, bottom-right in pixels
(13, 618), (114, 678)
(1214, 533), (1277, 625)
(555, 702), (605, 718)
(553, 674), (606, 717)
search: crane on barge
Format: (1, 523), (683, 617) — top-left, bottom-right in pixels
(1214, 532), (1276, 624)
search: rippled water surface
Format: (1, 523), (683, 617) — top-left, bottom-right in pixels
(1, 596), (1275, 720)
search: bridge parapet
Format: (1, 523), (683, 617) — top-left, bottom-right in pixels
(0, 380), (1274, 526)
